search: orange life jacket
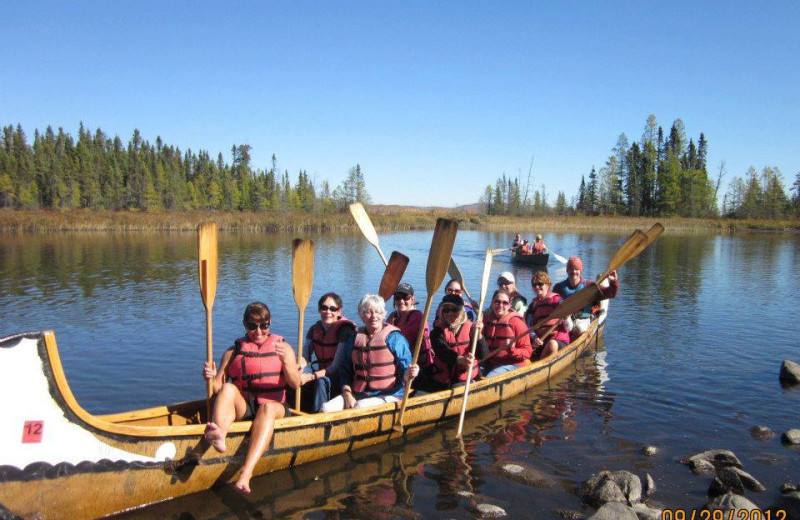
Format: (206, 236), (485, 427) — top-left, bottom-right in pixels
(351, 324), (401, 394)
(226, 334), (286, 404)
(525, 293), (570, 344)
(482, 310), (528, 366)
(431, 321), (479, 384)
(387, 310), (433, 367)
(307, 318), (356, 369)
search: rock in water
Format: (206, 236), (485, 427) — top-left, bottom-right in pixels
(708, 492), (760, 512)
(588, 502), (638, 520)
(769, 490), (800, 520)
(632, 503), (663, 520)
(779, 359), (800, 385)
(491, 462), (555, 488)
(749, 425), (776, 440)
(641, 445), (659, 457)
(473, 503), (507, 518)
(782, 429), (800, 445)
(684, 449), (742, 470)
(644, 474), (657, 499)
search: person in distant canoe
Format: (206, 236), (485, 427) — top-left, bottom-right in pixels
(552, 256), (619, 338)
(428, 294), (488, 390)
(321, 294), (419, 411)
(524, 271), (572, 361)
(532, 234), (548, 255)
(386, 283), (434, 370)
(512, 233), (523, 253)
(297, 292), (356, 412)
(481, 289), (532, 378)
(496, 271), (527, 314)
(203, 301), (302, 494)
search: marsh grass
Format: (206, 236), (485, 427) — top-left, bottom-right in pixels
(1, 208), (797, 234)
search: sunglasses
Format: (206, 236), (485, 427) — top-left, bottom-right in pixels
(446, 288), (462, 294)
(394, 294), (412, 301)
(532, 282), (546, 288)
(441, 306), (460, 314)
(245, 321), (270, 331)
(493, 300), (511, 306)
(498, 280), (512, 286)
(319, 305), (340, 312)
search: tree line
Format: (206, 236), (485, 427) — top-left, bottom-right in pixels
(482, 114), (799, 220)
(0, 124), (370, 212)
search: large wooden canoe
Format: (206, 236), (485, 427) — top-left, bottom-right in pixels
(0, 304), (607, 520)
(510, 252), (549, 267)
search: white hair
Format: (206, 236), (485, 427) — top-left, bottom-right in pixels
(358, 294), (386, 319)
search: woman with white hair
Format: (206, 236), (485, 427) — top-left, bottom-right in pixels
(321, 294), (419, 412)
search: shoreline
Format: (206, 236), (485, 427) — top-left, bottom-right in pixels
(0, 209), (798, 234)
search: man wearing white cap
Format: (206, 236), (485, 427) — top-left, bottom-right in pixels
(497, 271), (527, 314)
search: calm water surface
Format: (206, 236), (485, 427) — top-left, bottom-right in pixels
(1, 229), (799, 518)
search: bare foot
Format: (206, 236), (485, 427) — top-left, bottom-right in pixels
(234, 470), (252, 494)
(204, 422), (226, 453)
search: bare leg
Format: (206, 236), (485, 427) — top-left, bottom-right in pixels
(539, 339), (560, 360)
(234, 400), (286, 493)
(205, 383), (247, 453)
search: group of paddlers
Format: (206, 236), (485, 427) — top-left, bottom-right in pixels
(511, 232), (547, 255)
(201, 254), (618, 493)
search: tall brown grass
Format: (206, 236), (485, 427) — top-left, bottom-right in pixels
(0, 208), (797, 234)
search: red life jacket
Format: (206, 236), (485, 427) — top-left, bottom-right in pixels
(226, 334), (286, 404)
(351, 323), (401, 394)
(387, 310), (433, 367)
(431, 321), (479, 385)
(307, 318), (356, 369)
(482, 310), (527, 366)
(525, 293), (570, 344)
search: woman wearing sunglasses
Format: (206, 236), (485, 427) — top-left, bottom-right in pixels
(202, 301), (302, 494)
(386, 283), (434, 370)
(481, 289), (532, 378)
(298, 292), (356, 412)
(428, 294), (488, 390)
(321, 294), (419, 411)
(524, 271), (572, 361)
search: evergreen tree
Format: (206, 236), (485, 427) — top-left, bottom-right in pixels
(576, 175), (586, 214)
(587, 167), (598, 215)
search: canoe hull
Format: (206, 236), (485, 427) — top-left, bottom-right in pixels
(0, 312), (606, 520)
(510, 252), (549, 266)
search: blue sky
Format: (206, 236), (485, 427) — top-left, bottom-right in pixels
(2, 1), (798, 207)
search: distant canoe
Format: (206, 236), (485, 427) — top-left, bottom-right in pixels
(510, 252), (549, 266)
(0, 306), (607, 520)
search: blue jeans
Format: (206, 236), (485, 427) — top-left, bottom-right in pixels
(482, 363), (518, 379)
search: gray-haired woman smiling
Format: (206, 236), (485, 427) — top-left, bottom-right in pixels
(321, 294), (419, 412)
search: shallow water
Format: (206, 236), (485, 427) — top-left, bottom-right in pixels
(1, 229), (799, 517)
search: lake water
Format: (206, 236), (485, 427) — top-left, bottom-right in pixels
(1, 228), (799, 518)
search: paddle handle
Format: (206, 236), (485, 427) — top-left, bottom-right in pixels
(376, 246), (388, 267)
(295, 310), (306, 411)
(456, 316), (482, 437)
(394, 294), (434, 431)
(205, 308), (213, 420)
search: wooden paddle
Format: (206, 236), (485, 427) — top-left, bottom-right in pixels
(378, 251), (410, 301)
(447, 257), (476, 305)
(393, 218), (459, 433)
(349, 202), (388, 266)
(456, 246), (494, 438)
(197, 222), (218, 420)
(291, 238), (314, 412)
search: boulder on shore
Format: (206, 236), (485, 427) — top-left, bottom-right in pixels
(582, 470), (642, 506)
(708, 492), (760, 512)
(588, 502), (638, 520)
(683, 449), (742, 471)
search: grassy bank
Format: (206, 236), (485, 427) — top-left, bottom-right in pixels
(1, 208), (797, 234)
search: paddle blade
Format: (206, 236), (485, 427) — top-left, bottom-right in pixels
(349, 203), (380, 247)
(477, 246), (495, 312)
(378, 251), (410, 301)
(292, 239), (314, 309)
(197, 222), (218, 309)
(645, 222), (665, 244)
(425, 219), (459, 295)
(606, 230), (648, 273)
(447, 257), (464, 285)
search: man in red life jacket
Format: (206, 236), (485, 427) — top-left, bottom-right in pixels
(552, 256), (619, 339)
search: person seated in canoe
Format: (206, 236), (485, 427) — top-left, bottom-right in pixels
(520, 239), (532, 255)
(511, 233), (523, 253)
(387, 283), (434, 373)
(532, 234), (548, 255)
(481, 289), (533, 378)
(321, 294), (420, 411)
(524, 271), (572, 360)
(202, 301), (302, 494)
(297, 292), (356, 413)
(434, 279), (477, 326)
(428, 294), (488, 390)
(552, 256), (619, 338)
(496, 271), (527, 314)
